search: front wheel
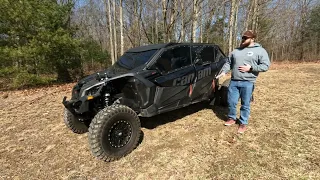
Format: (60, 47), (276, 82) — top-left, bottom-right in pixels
(63, 108), (89, 134)
(88, 105), (141, 162)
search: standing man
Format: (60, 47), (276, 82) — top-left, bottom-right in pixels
(216, 30), (270, 134)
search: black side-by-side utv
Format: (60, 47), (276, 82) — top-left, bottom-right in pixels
(63, 43), (228, 162)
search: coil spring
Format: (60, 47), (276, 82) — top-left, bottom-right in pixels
(105, 93), (110, 106)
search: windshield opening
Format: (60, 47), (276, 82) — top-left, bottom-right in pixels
(115, 49), (158, 70)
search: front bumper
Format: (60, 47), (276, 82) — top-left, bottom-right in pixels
(62, 96), (90, 115)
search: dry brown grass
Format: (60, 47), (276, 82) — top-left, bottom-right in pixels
(1, 63), (320, 179)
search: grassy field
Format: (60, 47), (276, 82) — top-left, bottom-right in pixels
(1, 62), (320, 179)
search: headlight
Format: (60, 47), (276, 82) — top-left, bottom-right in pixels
(81, 82), (105, 97)
(86, 86), (101, 96)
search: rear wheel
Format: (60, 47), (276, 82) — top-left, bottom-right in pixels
(220, 79), (230, 106)
(88, 105), (141, 162)
(63, 108), (89, 134)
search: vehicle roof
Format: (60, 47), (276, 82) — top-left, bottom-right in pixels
(126, 43), (175, 52)
(126, 42), (221, 53)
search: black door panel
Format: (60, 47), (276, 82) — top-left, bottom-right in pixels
(145, 44), (227, 114)
(150, 45), (195, 111)
(153, 65), (194, 109)
(154, 65), (195, 87)
(190, 64), (213, 101)
(190, 45), (226, 102)
(154, 86), (188, 111)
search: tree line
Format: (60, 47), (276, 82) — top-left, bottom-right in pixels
(0, 0), (319, 89)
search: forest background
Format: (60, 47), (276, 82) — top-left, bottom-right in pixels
(0, 0), (319, 89)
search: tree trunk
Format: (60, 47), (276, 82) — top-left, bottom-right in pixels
(192, 0), (199, 43)
(252, 0), (258, 31)
(162, 0), (167, 42)
(299, 0), (309, 60)
(180, 0), (185, 42)
(244, 0), (253, 30)
(138, 2), (142, 46)
(199, 0), (203, 43)
(204, 3), (216, 43)
(233, 0), (240, 49)
(317, 32), (320, 59)
(155, 3), (159, 43)
(139, 0), (152, 43)
(223, 1), (228, 53)
(151, 4), (155, 44)
(133, 1), (140, 46)
(168, 0), (176, 42)
(281, 44), (284, 60)
(56, 63), (72, 83)
(254, 4), (259, 36)
(112, 1), (117, 60)
(228, 0), (236, 54)
(105, 0), (114, 64)
(151, 23), (154, 43)
(119, 0), (124, 55)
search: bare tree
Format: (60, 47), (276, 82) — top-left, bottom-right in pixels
(73, 0), (320, 63)
(233, 0), (240, 49)
(252, 0), (259, 32)
(119, 0), (124, 55)
(162, 0), (168, 42)
(298, 0), (312, 60)
(179, 0), (185, 42)
(155, 1), (159, 43)
(112, 1), (118, 60)
(199, 0), (203, 43)
(228, 0), (236, 53)
(105, 0), (114, 64)
(192, 0), (200, 42)
(244, 0), (253, 31)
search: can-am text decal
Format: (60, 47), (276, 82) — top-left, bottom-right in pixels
(173, 67), (211, 86)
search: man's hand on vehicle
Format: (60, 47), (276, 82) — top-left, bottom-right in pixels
(238, 64), (252, 72)
(216, 72), (226, 79)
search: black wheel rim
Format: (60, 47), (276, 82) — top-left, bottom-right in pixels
(108, 120), (132, 148)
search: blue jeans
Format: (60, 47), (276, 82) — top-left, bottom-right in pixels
(228, 80), (254, 125)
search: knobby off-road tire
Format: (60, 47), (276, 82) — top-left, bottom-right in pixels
(63, 108), (89, 134)
(88, 105), (141, 162)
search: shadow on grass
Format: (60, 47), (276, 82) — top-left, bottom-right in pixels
(210, 105), (229, 122)
(140, 102), (208, 129)
(137, 130), (144, 146)
(140, 102), (229, 129)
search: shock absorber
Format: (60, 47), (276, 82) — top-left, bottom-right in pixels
(104, 93), (110, 106)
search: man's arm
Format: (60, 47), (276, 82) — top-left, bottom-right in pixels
(251, 49), (270, 72)
(216, 53), (232, 79)
(221, 53), (232, 73)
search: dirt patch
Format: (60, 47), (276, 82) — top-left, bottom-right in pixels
(1, 63), (320, 179)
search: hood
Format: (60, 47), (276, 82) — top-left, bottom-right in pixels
(73, 64), (142, 96)
(78, 64), (131, 85)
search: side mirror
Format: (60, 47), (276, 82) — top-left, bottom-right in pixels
(148, 64), (162, 74)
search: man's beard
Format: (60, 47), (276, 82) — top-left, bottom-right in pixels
(240, 41), (250, 48)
